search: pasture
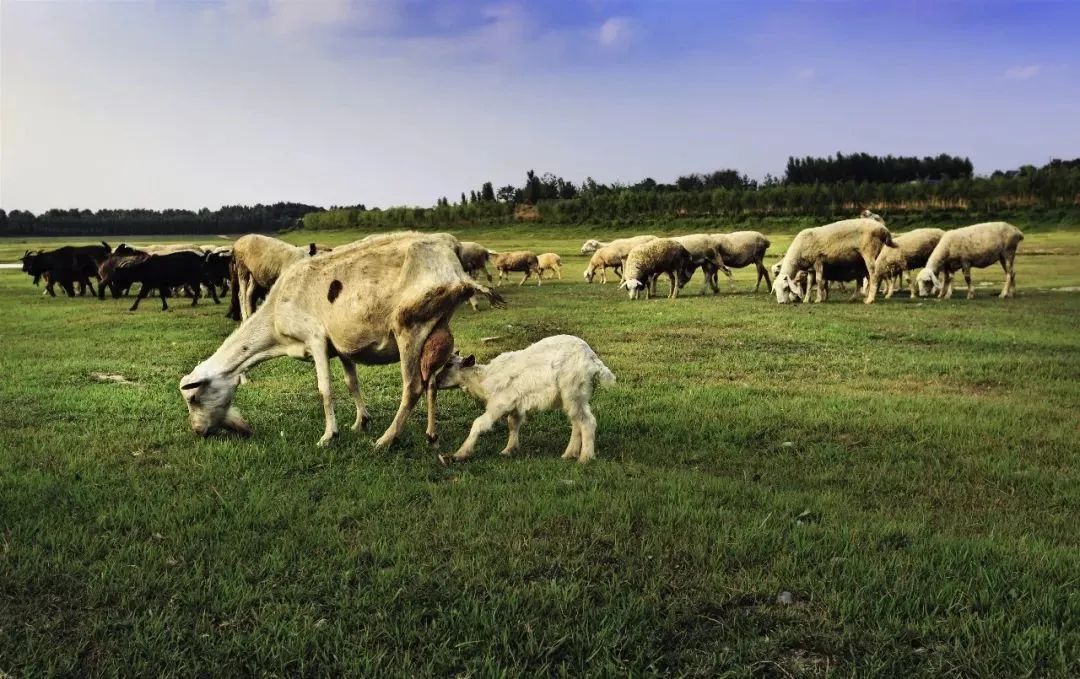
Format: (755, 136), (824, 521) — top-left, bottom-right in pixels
(1, 229), (1079, 676)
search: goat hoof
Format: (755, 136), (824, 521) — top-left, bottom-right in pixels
(360, 415), (371, 430)
(426, 433), (438, 444)
(317, 431), (338, 447)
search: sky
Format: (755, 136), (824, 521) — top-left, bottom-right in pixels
(2, 0), (1078, 212)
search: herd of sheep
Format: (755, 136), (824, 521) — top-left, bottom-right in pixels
(14, 215), (1025, 461)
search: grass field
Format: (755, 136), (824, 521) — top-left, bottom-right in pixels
(1, 229), (1079, 676)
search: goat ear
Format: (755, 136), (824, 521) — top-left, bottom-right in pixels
(308, 243), (317, 256)
(101, 241), (111, 251)
(462, 355), (476, 368)
(180, 379), (207, 390)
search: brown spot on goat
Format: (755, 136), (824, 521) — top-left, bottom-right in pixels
(327, 279), (343, 303)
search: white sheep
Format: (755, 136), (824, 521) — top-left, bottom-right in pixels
(772, 218), (896, 304)
(708, 231), (772, 292)
(435, 335), (615, 464)
(916, 222), (1023, 299)
(582, 235), (658, 283)
(874, 228), (945, 298)
(671, 234), (732, 295)
(536, 252), (563, 279)
(580, 239), (607, 254)
(619, 238), (707, 299)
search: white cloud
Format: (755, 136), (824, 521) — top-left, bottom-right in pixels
(1004, 65), (1040, 80)
(597, 16), (633, 48)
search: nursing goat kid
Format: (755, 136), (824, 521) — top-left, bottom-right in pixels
(180, 232), (504, 448)
(435, 335), (615, 464)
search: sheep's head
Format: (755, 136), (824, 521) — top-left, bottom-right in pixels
(583, 267), (595, 283)
(916, 268), (940, 297)
(434, 354), (476, 391)
(770, 261), (782, 278)
(772, 273), (803, 303)
(179, 371), (250, 438)
(580, 239), (602, 254)
(619, 278), (644, 299)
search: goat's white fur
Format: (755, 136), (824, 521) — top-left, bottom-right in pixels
(436, 335), (615, 464)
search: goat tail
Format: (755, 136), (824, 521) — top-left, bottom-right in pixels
(883, 231), (898, 248)
(469, 281), (506, 309)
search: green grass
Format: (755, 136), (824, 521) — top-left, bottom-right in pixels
(1, 229), (1079, 676)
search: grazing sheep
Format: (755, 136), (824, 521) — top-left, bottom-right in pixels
(709, 231), (773, 292)
(772, 218), (896, 304)
(457, 241), (494, 310)
(492, 251), (542, 286)
(874, 228), (945, 298)
(583, 235), (658, 283)
(229, 235), (325, 321)
(580, 239), (608, 254)
(457, 241), (493, 282)
(537, 253), (563, 280)
(435, 335), (615, 464)
(618, 238), (706, 300)
(671, 234), (731, 294)
(180, 232), (504, 448)
(916, 222), (1023, 299)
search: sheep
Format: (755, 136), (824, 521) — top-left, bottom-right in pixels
(537, 252), (563, 280)
(491, 251), (542, 286)
(671, 234), (732, 295)
(228, 235), (326, 321)
(583, 235), (658, 283)
(457, 241), (493, 282)
(179, 232), (504, 448)
(916, 222), (1023, 299)
(708, 231), (772, 292)
(618, 238), (708, 300)
(873, 228), (945, 298)
(772, 218), (896, 304)
(580, 239), (607, 254)
(434, 335), (615, 464)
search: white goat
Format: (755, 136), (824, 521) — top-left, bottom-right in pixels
(435, 335), (615, 464)
(180, 232), (503, 448)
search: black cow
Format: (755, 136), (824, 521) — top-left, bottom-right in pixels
(98, 251), (221, 311)
(21, 243), (111, 297)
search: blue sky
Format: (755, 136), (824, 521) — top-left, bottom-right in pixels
(2, 0), (1078, 212)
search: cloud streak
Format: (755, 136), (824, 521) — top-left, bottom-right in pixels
(1004, 64), (1040, 80)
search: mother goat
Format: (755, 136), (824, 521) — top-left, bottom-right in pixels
(180, 232), (504, 448)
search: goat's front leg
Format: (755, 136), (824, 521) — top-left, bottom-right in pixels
(501, 412), (523, 456)
(813, 262), (825, 303)
(454, 410), (499, 461)
(311, 341), (338, 446)
(339, 357), (371, 432)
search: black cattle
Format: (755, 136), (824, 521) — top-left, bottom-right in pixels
(98, 251), (221, 311)
(21, 243), (111, 297)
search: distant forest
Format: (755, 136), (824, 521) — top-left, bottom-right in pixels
(0, 203), (326, 237)
(4, 154), (1079, 236)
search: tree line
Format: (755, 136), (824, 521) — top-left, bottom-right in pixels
(307, 157), (1080, 231)
(5, 154), (1079, 236)
(0, 203), (325, 236)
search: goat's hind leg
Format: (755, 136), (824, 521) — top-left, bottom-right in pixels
(340, 357), (371, 432)
(568, 403), (597, 464)
(501, 412), (523, 456)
